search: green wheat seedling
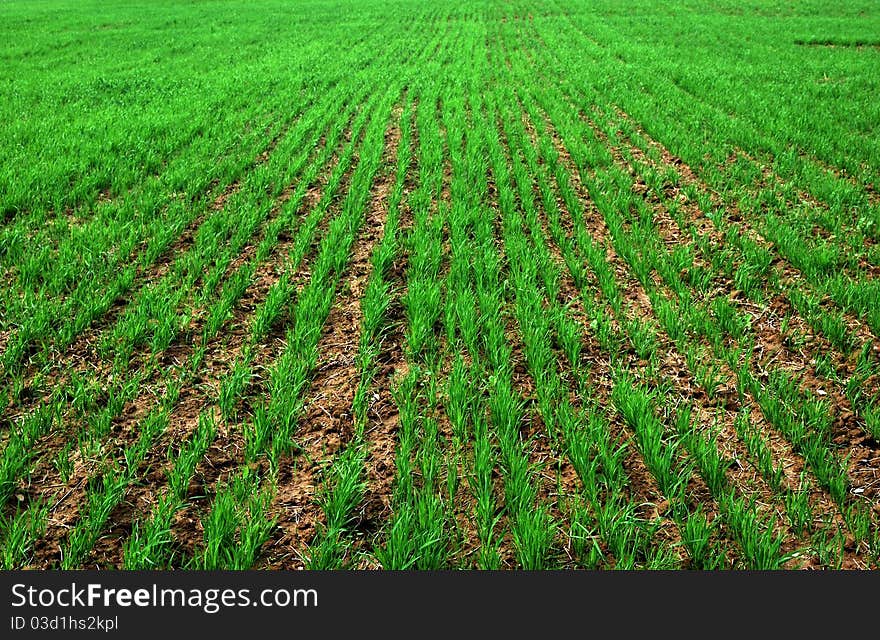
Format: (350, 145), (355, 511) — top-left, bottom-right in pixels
(124, 410), (216, 569)
(0, 501), (49, 569)
(681, 507), (719, 570)
(782, 475), (814, 537)
(567, 501), (604, 569)
(719, 493), (790, 570)
(191, 468), (275, 570)
(612, 376), (687, 504)
(307, 444), (367, 569)
(733, 408), (785, 492)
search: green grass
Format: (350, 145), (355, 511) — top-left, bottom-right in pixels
(1, 0), (878, 570)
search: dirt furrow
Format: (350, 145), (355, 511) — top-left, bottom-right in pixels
(258, 108), (403, 569)
(2, 122), (296, 429)
(550, 106), (869, 565)
(352, 111), (418, 566)
(24, 125), (349, 568)
(609, 106), (880, 340)
(168, 136), (364, 565)
(593, 108), (880, 512)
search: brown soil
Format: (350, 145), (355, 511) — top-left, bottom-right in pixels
(168, 128), (364, 565)
(1, 120), (297, 433)
(258, 104), (403, 569)
(19, 115), (351, 568)
(580, 104), (872, 566)
(353, 107), (419, 565)
(608, 109), (880, 461)
(534, 104), (835, 566)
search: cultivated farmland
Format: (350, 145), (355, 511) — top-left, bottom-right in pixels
(1, 0), (879, 570)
